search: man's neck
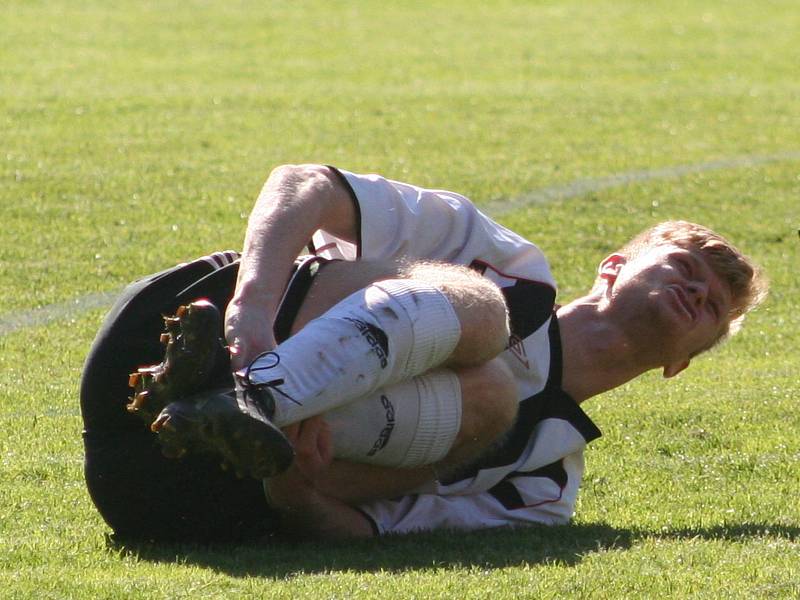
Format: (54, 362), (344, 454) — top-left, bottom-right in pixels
(556, 297), (656, 403)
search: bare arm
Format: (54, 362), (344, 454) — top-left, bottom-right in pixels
(226, 164), (357, 368)
(265, 417), (376, 539)
(267, 481), (376, 540)
(309, 460), (436, 505)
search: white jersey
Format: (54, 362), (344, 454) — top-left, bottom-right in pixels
(312, 168), (601, 535)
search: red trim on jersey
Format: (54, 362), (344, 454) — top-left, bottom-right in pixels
(470, 258), (556, 291)
(519, 485), (564, 510)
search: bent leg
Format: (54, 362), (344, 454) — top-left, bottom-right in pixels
(303, 357), (519, 504)
(291, 259), (510, 366)
(436, 357), (518, 474)
(244, 259), (510, 426)
(324, 369), (463, 468)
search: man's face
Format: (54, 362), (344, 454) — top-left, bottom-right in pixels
(603, 243), (734, 374)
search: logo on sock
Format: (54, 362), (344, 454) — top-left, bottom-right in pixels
(367, 395), (396, 456)
(343, 318), (389, 369)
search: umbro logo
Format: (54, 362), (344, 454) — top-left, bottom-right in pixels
(507, 334), (530, 369)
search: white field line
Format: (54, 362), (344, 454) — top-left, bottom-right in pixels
(0, 290), (122, 337)
(483, 151), (800, 216)
(2, 151), (798, 338)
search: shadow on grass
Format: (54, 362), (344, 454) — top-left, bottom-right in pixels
(108, 523), (628, 577)
(107, 521), (800, 579)
(653, 522), (800, 543)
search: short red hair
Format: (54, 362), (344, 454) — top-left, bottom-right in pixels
(615, 221), (768, 340)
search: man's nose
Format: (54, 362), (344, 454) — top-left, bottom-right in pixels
(687, 280), (709, 306)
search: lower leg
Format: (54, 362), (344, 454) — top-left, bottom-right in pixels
(309, 358), (518, 504)
(243, 259), (510, 426)
(292, 259), (510, 367)
(432, 357), (518, 475)
(146, 259), (512, 481)
(243, 277), (462, 426)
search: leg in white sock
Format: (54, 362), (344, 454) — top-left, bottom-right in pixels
(241, 279), (461, 426)
(324, 368), (462, 468)
(277, 358), (520, 505)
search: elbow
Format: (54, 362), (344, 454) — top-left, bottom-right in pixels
(266, 164), (341, 206)
(267, 163), (331, 186)
(264, 164), (356, 241)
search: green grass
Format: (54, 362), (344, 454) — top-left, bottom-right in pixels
(1, 0), (799, 597)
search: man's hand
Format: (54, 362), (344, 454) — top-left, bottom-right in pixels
(265, 416), (333, 509)
(224, 164), (358, 372)
(224, 297), (277, 371)
(264, 416), (375, 539)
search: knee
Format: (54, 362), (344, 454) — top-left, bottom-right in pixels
(456, 358), (517, 447)
(449, 284), (509, 366)
(402, 261), (509, 366)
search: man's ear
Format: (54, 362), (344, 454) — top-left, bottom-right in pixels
(598, 253), (627, 286)
(663, 359), (690, 378)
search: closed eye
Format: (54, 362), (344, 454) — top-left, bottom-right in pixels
(677, 257), (692, 276)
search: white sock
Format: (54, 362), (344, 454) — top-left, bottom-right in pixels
(324, 369), (462, 468)
(239, 279), (461, 426)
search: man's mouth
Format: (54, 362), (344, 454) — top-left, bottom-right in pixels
(669, 286), (696, 321)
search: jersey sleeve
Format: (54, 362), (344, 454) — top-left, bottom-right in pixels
(311, 167), (482, 262)
(311, 168), (554, 288)
(357, 451), (586, 536)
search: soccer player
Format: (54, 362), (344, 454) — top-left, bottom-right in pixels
(81, 165), (767, 541)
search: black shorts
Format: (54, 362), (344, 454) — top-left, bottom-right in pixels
(80, 252), (328, 542)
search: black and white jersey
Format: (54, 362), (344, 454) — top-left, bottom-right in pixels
(312, 168), (602, 535)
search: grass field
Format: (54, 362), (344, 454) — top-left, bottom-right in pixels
(1, 0), (798, 597)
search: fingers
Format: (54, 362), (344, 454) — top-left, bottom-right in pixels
(300, 416), (325, 460)
(283, 417), (333, 475)
(226, 328), (278, 371)
(295, 416), (333, 466)
(228, 339), (246, 371)
(282, 423), (301, 445)
(227, 322), (277, 371)
(224, 306), (245, 369)
(224, 301), (275, 370)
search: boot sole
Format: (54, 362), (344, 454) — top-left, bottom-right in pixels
(128, 299), (223, 424)
(152, 392), (294, 479)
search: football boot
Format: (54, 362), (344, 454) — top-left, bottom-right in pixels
(127, 299), (224, 425)
(151, 385), (294, 479)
